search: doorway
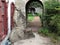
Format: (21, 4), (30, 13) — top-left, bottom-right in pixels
(26, 0), (44, 31)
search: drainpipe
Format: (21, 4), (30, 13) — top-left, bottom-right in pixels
(1, 0), (11, 45)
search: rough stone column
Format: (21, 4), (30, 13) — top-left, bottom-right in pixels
(14, 0), (29, 27)
(9, 0), (29, 43)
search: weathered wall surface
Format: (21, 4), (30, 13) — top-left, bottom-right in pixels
(15, 0), (43, 16)
(9, 0), (44, 43)
(14, 0), (44, 26)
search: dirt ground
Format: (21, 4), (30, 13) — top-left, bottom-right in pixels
(13, 33), (53, 45)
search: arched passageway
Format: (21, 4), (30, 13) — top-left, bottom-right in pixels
(26, 0), (44, 31)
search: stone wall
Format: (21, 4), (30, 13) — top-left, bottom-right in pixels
(14, 0), (44, 27)
(9, 0), (44, 43)
(14, 0), (44, 17)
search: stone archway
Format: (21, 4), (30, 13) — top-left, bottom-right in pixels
(14, 0), (44, 27)
(25, 0), (44, 31)
(14, 0), (44, 31)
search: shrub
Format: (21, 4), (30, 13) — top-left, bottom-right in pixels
(28, 13), (33, 21)
(38, 28), (49, 36)
(44, 0), (60, 36)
